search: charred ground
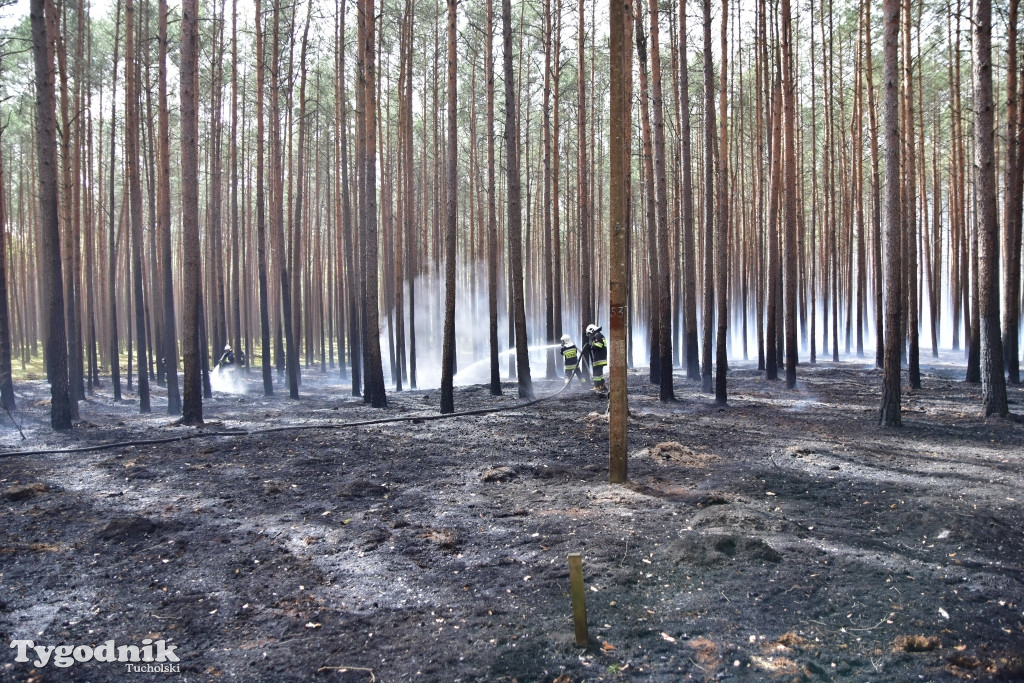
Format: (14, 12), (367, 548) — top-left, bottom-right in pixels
(1, 359), (1023, 681)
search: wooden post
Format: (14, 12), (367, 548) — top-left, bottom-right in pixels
(568, 552), (589, 646)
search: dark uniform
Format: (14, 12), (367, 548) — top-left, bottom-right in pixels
(585, 329), (608, 392)
(560, 341), (588, 387)
(217, 348), (235, 368)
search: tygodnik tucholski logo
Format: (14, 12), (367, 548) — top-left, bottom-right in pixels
(10, 638), (181, 673)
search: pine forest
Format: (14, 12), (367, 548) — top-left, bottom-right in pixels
(1, 0), (1023, 679)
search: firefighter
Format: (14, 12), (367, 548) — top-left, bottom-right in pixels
(560, 334), (588, 387)
(216, 345), (235, 369)
(584, 324), (608, 393)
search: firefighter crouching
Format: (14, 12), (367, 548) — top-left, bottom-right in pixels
(584, 324), (608, 393)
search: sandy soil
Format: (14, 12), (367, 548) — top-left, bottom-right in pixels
(1, 357), (1023, 682)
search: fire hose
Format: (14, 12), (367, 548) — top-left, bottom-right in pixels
(0, 380), (581, 458)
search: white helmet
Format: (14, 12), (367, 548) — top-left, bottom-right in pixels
(586, 324), (598, 335)
(224, 345), (231, 351)
(560, 334), (572, 345)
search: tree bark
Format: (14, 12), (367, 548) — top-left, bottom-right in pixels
(637, 12), (659, 384)
(973, 0), (1009, 416)
(679, 0), (699, 381)
(578, 0), (593, 339)
(650, 0), (673, 401)
(255, 0), (273, 396)
(360, 0), (387, 407)
(504, 0), (533, 399)
(486, 0), (501, 396)
(31, 0), (72, 430)
(180, 0), (203, 425)
(879, 0), (902, 427)
(440, 0), (458, 414)
(0, 137), (15, 411)
(700, 0), (715, 394)
(157, 0), (180, 413)
(107, 0), (122, 402)
(609, 0), (630, 482)
(1003, 0), (1022, 385)
(125, 0), (150, 413)
(714, 0), (728, 405)
(901, 0), (920, 390)
(287, 4), (312, 399)
(781, 0), (798, 388)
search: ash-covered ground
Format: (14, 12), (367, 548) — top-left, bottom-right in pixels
(1, 357), (1023, 681)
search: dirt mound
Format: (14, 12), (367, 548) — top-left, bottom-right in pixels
(94, 516), (158, 542)
(2, 482), (47, 501)
(895, 635), (941, 652)
(689, 504), (785, 532)
(667, 532), (782, 566)
(638, 441), (719, 467)
(481, 466), (517, 482)
(358, 525), (391, 551)
(336, 480), (389, 498)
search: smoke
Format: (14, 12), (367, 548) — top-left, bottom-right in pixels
(377, 270), (582, 390)
(373, 255), (987, 389)
(210, 365), (248, 394)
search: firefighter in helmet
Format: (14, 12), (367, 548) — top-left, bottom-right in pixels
(560, 334), (588, 387)
(583, 324), (608, 393)
(217, 345), (235, 369)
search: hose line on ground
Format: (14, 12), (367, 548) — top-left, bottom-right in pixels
(0, 380), (586, 458)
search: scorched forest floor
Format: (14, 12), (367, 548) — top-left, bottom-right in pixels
(1, 356), (1023, 681)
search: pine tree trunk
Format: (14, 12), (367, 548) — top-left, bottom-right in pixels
(255, 0), (273, 396)
(766, 81), (782, 381)
(578, 0), (592, 340)
(486, 0), (501, 396)
(637, 14), (660, 384)
(439, 0), (458, 414)
(1003, 0), (1022, 384)
(973, 0), (1009, 416)
(286, 5), (311, 399)
(504, 0), (533, 399)
(156, 0), (180, 413)
(107, 0), (122, 401)
(31, 0), (72, 430)
(0, 139), (15, 411)
(781, 0), (798, 389)
(230, 0), (243, 372)
(179, 0), (204, 424)
(125, 0), (150, 413)
(714, 0), (728, 405)
(879, 0), (902, 427)
(676, 0), (698, 381)
(360, 0), (387, 407)
(650, 0), (674, 401)
(902, 0), (920, 390)
(609, 0), (630, 482)
(700, 0), (715, 394)
(56, 0), (83, 410)
(542, 0), (556, 380)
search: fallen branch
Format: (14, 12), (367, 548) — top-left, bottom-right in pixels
(316, 665), (375, 681)
(847, 612), (896, 632)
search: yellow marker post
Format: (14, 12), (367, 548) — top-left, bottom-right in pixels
(568, 552), (589, 647)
